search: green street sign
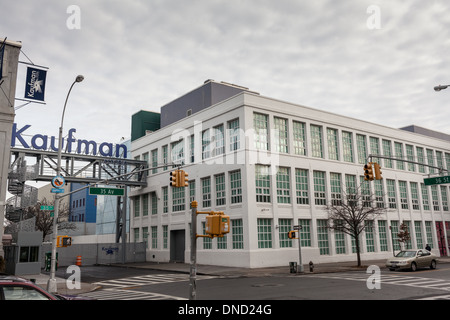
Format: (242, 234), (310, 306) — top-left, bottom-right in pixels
(424, 175), (450, 186)
(40, 205), (54, 211)
(89, 187), (125, 196)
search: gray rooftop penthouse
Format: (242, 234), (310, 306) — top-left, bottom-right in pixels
(160, 79), (259, 128)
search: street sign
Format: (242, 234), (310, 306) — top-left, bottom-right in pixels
(89, 187), (124, 196)
(51, 175), (65, 188)
(51, 188), (64, 194)
(424, 175), (450, 186)
(40, 205), (54, 211)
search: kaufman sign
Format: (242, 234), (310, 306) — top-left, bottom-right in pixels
(11, 123), (128, 158)
(24, 66), (47, 102)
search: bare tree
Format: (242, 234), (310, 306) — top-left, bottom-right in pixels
(397, 221), (411, 250)
(326, 183), (386, 267)
(24, 197), (76, 241)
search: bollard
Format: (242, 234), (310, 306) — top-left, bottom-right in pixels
(309, 261), (314, 272)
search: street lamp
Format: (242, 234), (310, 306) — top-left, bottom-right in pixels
(434, 84), (450, 92)
(47, 75), (84, 293)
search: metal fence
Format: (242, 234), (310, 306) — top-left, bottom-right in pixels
(40, 242), (146, 268)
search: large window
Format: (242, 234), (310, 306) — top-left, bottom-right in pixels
(151, 149), (158, 174)
(213, 124), (225, 156)
(342, 131), (353, 163)
(293, 121), (306, 156)
(202, 177), (211, 208)
(257, 218), (272, 249)
(19, 246), (39, 263)
(232, 219), (244, 249)
(410, 182), (419, 210)
(171, 139), (184, 165)
(395, 142), (404, 170)
(215, 173), (226, 206)
(421, 183), (430, 211)
(298, 219), (311, 247)
(276, 167), (290, 204)
(274, 117), (288, 153)
(313, 171), (326, 205)
(278, 219), (292, 248)
(228, 118), (240, 151)
(317, 219), (330, 255)
(330, 173), (342, 206)
(172, 187), (185, 212)
(202, 129), (211, 160)
(382, 140), (393, 168)
(327, 128), (339, 160)
(386, 179), (397, 209)
(356, 134), (366, 164)
(295, 169), (309, 205)
(378, 220), (389, 252)
(310, 125), (323, 158)
(414, 221), (423, 249)
(255, 165), (271, 203)
(399, 181), (408, 209)
(254, 113), (269, 151)
(230, 170), (242, 204)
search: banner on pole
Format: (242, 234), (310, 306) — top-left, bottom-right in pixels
(24, 66), (47, 102)
(0, 39), (5, 81)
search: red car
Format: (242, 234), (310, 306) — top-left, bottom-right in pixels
(0, 274), (91, 300)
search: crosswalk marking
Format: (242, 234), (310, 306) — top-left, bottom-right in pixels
(79, 288), (186, 300)
(93, 273), (214, 289)
(308, 272), (450, 292)
(78, 273), (215, 300)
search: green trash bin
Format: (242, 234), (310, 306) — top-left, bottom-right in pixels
(45, 252), (58, 272)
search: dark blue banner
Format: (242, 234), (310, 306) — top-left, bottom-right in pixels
(24, 66), (47, 102)
(0, 42), (4, 81)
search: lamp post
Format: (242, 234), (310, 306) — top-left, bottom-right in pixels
(434, 85), (450, 92)
(47, 75), (84, 293)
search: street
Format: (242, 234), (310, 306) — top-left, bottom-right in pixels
(55, 264), (450, 301)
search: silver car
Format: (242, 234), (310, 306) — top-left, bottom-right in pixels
(386, 249), (438, 271)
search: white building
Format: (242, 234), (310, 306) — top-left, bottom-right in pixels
(130, 80), (450, 268)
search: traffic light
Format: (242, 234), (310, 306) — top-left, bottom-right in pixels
(180, 170), (189, 187)
(287, 231), (297, 239)
(170, 170), (180, 187)
(205, 212), (230, 237)
(373, 162), (382, 180)
(57, 235), (72, 247)
(364, 163), (374, 181)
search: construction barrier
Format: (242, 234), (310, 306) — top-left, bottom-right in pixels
(76, 255), (82, 266)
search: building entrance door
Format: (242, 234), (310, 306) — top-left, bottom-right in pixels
(170, 230), (185, 262)
(435, 221), (448, 257)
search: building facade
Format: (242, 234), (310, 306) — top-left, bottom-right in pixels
(130, 81), (450, 268)
(0, 39), (21, 258)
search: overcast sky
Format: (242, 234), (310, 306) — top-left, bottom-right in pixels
(2, 0), (450, 145)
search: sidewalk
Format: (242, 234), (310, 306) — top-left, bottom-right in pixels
(22, 273), (100, 296)
(23, 256), (450, 295)
(114, 256), (450, 277)
(111, 259), (389, 277)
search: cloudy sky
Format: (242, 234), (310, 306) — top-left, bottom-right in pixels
(2, 0), (450, 145)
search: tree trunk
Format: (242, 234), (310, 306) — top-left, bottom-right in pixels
(355, 237), (361, 267)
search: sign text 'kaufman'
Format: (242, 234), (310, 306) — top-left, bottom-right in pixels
(24, 67), (47, 102)
(11, 123), (127, 158)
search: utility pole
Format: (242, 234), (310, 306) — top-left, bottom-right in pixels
(47, 75), (84, 293)
(189, 201), (198, 300)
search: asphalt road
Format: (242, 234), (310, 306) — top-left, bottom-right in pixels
(63, 264), (450, 301)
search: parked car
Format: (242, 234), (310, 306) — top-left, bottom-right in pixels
(0, 274), (92, 300)
(386, 249), (437, 271)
